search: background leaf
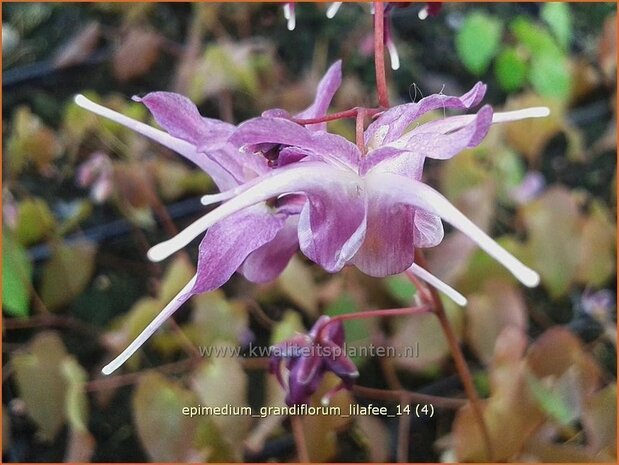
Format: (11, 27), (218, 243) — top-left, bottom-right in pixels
(456, 12), (503, 75)
(2, 230), (33, 317)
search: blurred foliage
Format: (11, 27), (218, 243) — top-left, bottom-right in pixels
(2, 2), (616, 463)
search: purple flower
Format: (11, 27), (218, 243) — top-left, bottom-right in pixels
(75, 62), (548, 375)
(270, 316), (358, 406)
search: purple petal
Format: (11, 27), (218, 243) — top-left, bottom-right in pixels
(138, 92), (269, 187)
(360, 146), (425, 179)
(365, 82), (487, 148)
(230, 117), (360, 168)
(368, 172), (540, 288)
(191, 205), (287, 294)
(295, 60), (342, 132)
(297, 175), (367, 273)
(322, 340), (359, 380)
(240, 217), (299, 283)
(351, 194), (416, 277)
(392, 105), (493, 159)
(137, 92), (234, 148)
(147, 162), (353, 263)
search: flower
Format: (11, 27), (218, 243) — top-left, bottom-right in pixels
(269, 316), (358, 406)
(75, 61), (343, 374)
(75, 62), (548, 375)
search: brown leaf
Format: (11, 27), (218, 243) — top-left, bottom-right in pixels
(577, 201), (616, 287)
(504, 94), (563, 164)
(582, 384), (617, 454)
(113, 29), (162, 82)
(54, 21), (101, 68)
(597, 13), (617, 84)
(190, 355), (250, 460)
(465, 280), (528, 364)
(520, 186), (582, 298)
(276, 255), (319, 316)
(11, 332), (69, 441)
(526, 326), (601, 398)
(355, 415), (391, 462)
(132, 372), (203, 462)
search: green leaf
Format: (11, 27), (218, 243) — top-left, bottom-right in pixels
(456, 12), (503, 75)
(2, 230), (33, 317)
(40, 241), (97, 311)
(541, 3), (572, 50)
(494, 47), (527, 92)
(384, 275), (417, 305)
(529, 52), (571, 99)
(15, 197), (56, 246)
(511, 17), (561, 57)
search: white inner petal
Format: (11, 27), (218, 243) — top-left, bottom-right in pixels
(407, 263), (467, 306)
(101, 275), (197, 375)
(492, 107), (550, 123)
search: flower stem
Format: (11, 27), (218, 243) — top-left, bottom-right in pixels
(356, 107), (366, 153)
(318, 305), (431, 341)
(292, 106), (382, 126)
(413, 251), (494, 461)
(374, 2), (390, 108)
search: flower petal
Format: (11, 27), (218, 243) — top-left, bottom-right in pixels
(147, 162), (360, 262)
(387, 105), (494, 160)
(364, 82), (487, 149)
(241, 216), (299, 283)
(297, 174), (367, 273)
(323, 340), (359, 380)
(135, 92), (234, 148)
(74, 95), (263, 190)
(230, 117), (360, 168)
(192, 204), (287, 294)
(351, 194), (416, 277)
(101, 275), (197, 374)
(295, 60), (342, 132)
(369, 172), (540, 287)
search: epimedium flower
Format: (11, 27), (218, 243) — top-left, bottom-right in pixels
(75, 61), (343, 374)
(75, 61), (548, 376)
(270, 315), (358, 406)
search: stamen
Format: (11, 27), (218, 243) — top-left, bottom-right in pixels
(326, 2), (342, 19)
(101, 275), (197, 375)
(373, 173), (541, 288)
(408, 263), (467, 306)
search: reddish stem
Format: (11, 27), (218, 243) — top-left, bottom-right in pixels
(318, 305), (431, 341)
(292, 106), (382, 126)
(374, 2), (390, 108)
(413, 251), (494, 460)
(356, 107), (367, 153)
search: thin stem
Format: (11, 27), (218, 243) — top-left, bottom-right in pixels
(292, 106), (382, 126)
(413, 251), (494, 460)
(373, 2), (389, 108)
(356, 107), (366, 154)
(290, 414), (310, 462)
(353, 385), (466, 410)
(318, 305), (431, 341)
